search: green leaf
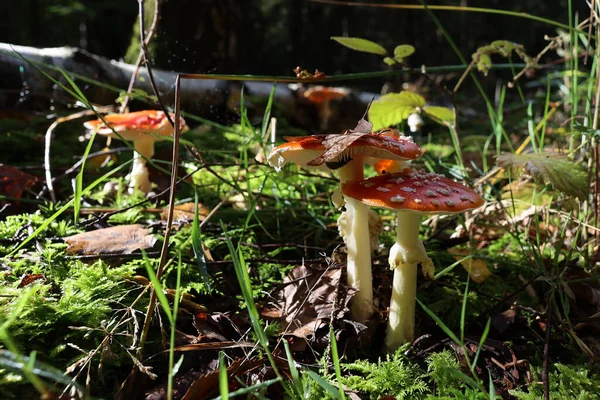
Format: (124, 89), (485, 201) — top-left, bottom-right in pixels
(393, 44), (415, 62)
(423, 106), (455, 126)
(496, 152), (589, 200)
(383, 57), (396, 66)
(331, 37), (387, 55)
(476, 53), (492, 76)
(369, 91), (425, 130)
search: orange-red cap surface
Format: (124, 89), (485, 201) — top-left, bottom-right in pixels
(342, 169), (484, 214)
(84, 110), (188, 141)
(303, 86), (349, 103)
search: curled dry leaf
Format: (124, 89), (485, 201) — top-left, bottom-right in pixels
(0, 164), (38, 199)
(64, 224), (157, 255)
(307, 117), (374, 167)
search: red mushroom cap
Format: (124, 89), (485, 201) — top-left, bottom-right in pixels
(342, 169), (484, 214)
(303, 86), (349, 103)
(83, 110), (188, 141)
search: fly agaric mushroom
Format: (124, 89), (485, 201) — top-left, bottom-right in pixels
(84, 110), (188, 194)
(268, 132), (423, 321)
(303, 86), (349, 130)
(342, 169), (484, 350)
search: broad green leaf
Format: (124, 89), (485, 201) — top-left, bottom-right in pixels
(331, 36), (387, 55)
(476, 53), (492, 76)
(383, 57), (396, 66)
(497, 152), (589, 200)
(393, 44), (415, 62)
(369, 91), (425, 130)
(423, 106), (455, 126)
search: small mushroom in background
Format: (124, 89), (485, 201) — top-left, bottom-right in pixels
(268, 132), (423, 322)
(342, 169), (484, 351)
(84, 110), (188, 194)
(303, 86), (349, 131)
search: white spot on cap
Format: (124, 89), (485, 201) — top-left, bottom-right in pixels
(364, 182), (376, 187)
(436, 188), (451, 195)
(413, 181), (423, 187)
(432, 199), (440, 206)
(391, 195), (405, 203)
(425, 190), (437, 197)
(414, 198), (422, 204)
(377, 187), (391, 192)
(446, 200), (456, 207)
(388, 177), (404, 184)
(459, 195), (470, 201)
(401, 187), (417, 193)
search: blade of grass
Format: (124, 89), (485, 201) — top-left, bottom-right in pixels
(329, 327), (346, 400)
(305, 370), (342, 400)
(142, 250), (173, 324)
(220, 221), (293, 398)
(213, 377), (281, 400)
(218, 352), (229, 399)
(471, 318), (491, 373)
(191, 190), (210, 290)
(283, 341), (303, 397)
(74, 130), (97, 223)
(417, 298), (463, 346)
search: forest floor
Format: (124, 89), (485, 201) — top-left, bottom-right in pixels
(1, 36), (600, 400)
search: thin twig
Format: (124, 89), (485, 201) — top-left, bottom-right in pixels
(43, 106), (114, 202)
(120, 0), (160, 113)
(136, 75), (182, 360)
(136, 0), (175, 128)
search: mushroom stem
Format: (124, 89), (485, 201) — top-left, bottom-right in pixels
(129, 138), (155, 194)
(337, 156), (375, 321)
(385, 211), (433, 351)
(343, 196), (375, 321)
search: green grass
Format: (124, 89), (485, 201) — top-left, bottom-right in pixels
(1, 3), (599, 399)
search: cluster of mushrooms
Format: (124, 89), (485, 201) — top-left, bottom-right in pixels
(268, 126), (484, 351)
(83, 108), (484, 352)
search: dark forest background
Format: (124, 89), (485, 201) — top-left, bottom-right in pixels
(0, 0), (587, 83)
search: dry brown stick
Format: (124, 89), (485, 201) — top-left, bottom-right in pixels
(136, 74), (182, 362)
(119, 0), (160, 114)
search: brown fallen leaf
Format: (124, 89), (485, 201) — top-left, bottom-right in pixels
(17, 273), (45, 288)
(160, 202), (210, 222)
(0, 164), (38, 199)
(264, 264), (353, 339)
(448, 248), (492, 283)
(64, 224), (157, 255)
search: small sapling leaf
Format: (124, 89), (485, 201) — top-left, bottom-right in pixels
(423, 106), (455, 126)
(383, 57), (396, 66)
(368, 91), (425, 130)
(331, 36), (387, 55)
(393, 44), (415, 63)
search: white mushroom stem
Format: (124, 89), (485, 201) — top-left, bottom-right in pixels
(385, 211), (434, 351)
(128, 138), (155, 194)
(338, 156), (375, 322)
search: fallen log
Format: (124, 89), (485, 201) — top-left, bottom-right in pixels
(0, 42), (377, 131)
